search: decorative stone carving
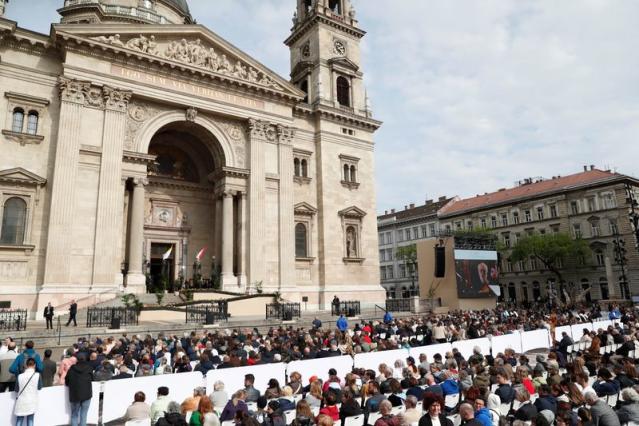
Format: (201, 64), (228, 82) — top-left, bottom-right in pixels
(277, 125), (296, 145)
(103, 86), (132, 112)
(185, 107), (197, 122)
(58, 77), (90, 104)
(83, 86), (104, 109)
(124, 101), (166, 151)
(90, 35), (283, 91)
(216, 118), (247, 168)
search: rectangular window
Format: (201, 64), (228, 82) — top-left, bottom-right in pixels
(379, 233), (384, 245)
(405, 229), (411, 240)
(501, 214), (508, 227)
(491, 216), (497, 228)
(530, 257), (538, 270)
(397, 230), (403, 242)
(467, 221), (473, 229)
(506, 261), (513, 273)
(587, 197), (596, 212)
(387, 265), (394, 279)
(386, 232), (392, 243)
(591, 222), (600, 237)
(570, 201), (579, 215)
(445, 224), (451, 232)
(524, 210), (532, 222)
(602, 193), (616, 209)
(503, 233), (511, 247)
(413, 227), (419, 239)
(380, 266), (386, 280)
(429, 223), (436, 236)
(549, 205), (557, 218)
(551, 225), (560, 234)
(387, 248), (393, 261)
(609, 220), (618, 235)
(421, 226), (427, 238)
(536, 207), (544, 220)
(573, 223), (582, 238)
(512, 212), (520, 224)
(539, 228), (546, 234)
(518, 260), (526, 271)
(399, 264), (406, 278)
(480, 218), (487, 229)
(456, 222), (462, 230)
(379, 250), (385, 261)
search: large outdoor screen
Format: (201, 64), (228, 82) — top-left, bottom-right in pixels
(454, 249), (500, 298)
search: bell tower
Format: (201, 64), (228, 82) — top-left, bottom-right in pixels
(285, 0), (369, 116)
(0, 0), (8, 17)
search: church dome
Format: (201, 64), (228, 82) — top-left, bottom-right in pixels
(161, 0), (190, 17)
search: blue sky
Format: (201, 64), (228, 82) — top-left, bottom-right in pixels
(5, 0), (639, 213)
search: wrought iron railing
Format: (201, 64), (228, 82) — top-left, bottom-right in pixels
(331, 301), (361, 317)
(266, 303), (301, 320)
(185, 301), (228, 324)
(0, 309), (27, 331)
(86, 307), (139, 328)
(385, 298), (413, 313)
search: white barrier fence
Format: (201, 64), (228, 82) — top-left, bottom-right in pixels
(0, 319), (617, 425)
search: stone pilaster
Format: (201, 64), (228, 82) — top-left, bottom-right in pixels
(43, 78), (90, 287)
(214, 195), (222, 269)
(127, 178), (147, 291)
(92, 86), (132, 286)
(247, 119), (269, 290)
(277, 125), (297, 291)
(221, 191), (236, 289)
(238, 191), (248, 289)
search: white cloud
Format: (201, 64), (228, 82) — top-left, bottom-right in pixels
(6, 1), (639, 213)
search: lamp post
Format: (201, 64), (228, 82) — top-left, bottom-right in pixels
(613, 231), (629, 299)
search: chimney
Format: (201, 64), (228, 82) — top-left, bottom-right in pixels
(404, 205), (408, 210)
(590, 165), (595, 171)
(583, 165), (588, 172)
(426, 199), (433, 205)
(409, 203), (415, 209)
(391, 208), (395, 214)
(498, 188), (506, 192)
(438, 196), (446, 202)
(384, 210), (388, 215)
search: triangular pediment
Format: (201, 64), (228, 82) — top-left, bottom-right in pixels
(294, 202), (318, 216)
(338, 205), (367, 218)
(328, 56), (359, 72)
(0, 168), (46, 186)
(52, 24), (305, 101)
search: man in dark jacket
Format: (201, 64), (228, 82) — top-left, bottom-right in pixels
(244, 373), (260, 402)
(66, 300), (78, 327)
(66, 352), (94, 426)
(533, 385), (557, 414)
(43, 302), (54, 330)
(494, 370), (515, 404)
(42, 349), (57, 387)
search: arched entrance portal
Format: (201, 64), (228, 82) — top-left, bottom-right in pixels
(123, 119), (248, 293)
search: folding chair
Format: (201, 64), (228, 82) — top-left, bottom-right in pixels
(284, 410), (297, 424)
(344, 415), (365, 426)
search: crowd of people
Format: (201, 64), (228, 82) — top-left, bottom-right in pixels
(0, 304), (637, 426)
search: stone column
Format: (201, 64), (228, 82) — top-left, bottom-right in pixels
(277, 125), (296, 292)
(221, 191), (235, 289)
(604, 256), (617, 298)
(127, 178), (147, 291)
(92, 86), (132, 287)
(238, 191), (248, 289)
(214, 195), (223, 270)
(43, 78), (89, 288)
(247, 119), (268, 291)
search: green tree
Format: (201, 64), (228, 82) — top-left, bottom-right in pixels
(508, 232), (591, 304)
(396, 244), (417, 297)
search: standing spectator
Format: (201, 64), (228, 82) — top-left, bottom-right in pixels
(66, 300), (78, 327)
(151, 386), (174, 424)
(0, 341), (18, 391)
(124, 391), (151, 422)
(584, 391), (620, 426)
(14, 357), (42, 426)
(65, 352), (94, 426)
(383, 311), (393, 325)
(10, 341), (43, 376)
(41, 349), (57, 387)
(332, 295), (340, 314)
(43, 302), (54, 330)
(419, 393), (453, 426)
(57, 348), (77, 385)
(336, 315), (348, 332)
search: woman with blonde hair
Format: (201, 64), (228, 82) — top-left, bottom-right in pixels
(305, 381), (323, 408)
(292, 399), (316, 426)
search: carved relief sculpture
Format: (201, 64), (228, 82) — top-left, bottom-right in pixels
(91, 35), (283, 91)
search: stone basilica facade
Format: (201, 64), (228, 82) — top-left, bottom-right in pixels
(0, 0), (384, 313)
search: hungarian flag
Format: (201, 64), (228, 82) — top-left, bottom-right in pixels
(195, 247), (207, 262)
(162, 246), (173, 261)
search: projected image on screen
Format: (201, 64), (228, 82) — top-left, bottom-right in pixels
(454, 250), (499, 298)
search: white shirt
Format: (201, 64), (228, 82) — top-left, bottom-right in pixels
(430, 416), (441, 426)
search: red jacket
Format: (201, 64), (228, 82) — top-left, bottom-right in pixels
(318, 405), (339, 421)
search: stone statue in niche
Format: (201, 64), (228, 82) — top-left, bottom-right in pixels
(158, 209), (170, 224)
(346, 227), (357, 258)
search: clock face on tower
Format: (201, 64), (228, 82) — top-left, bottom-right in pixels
(333, 40), (346, 56)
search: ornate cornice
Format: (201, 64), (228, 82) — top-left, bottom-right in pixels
(57, 77), (132, 111)
(294, 103), (382, 131)
(285, 14), (366, 46)
(122, 150), (156, 165)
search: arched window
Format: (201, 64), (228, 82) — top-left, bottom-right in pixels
(507, 282), (516, 302)
(12, 108), (24, 133)
(521, 282), (529, 302)
(1, 197), (27, 245)
(532, 281), (541, 301)
(300, 80), (309, 103)
(343, 164), (350, 182)
(301, 159), (308, 177)
(26, 111), (39, 135)
(336, 76), (350, 107)
(295, 223), (308, 258)
(349, 165), (357, 183)
(294, 158), (301, 177)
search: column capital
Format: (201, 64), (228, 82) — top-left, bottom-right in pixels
(58, 77), (90, 105)
(103, 86), (133, 112)
(276, 125), (296, 145)
(223, 190), (236, 198)
(247, 118), (277, 142)
(132, 177), (148, 187)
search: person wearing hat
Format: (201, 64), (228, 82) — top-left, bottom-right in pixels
(263, 400), (286, 426)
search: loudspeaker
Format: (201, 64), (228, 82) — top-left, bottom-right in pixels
(434, 246), (446, 277)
